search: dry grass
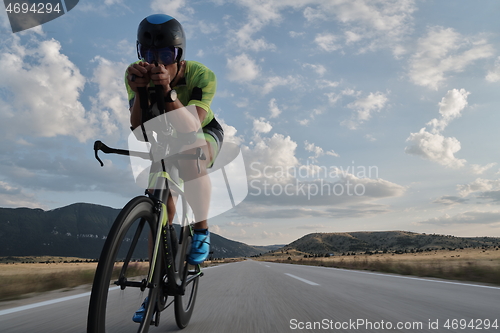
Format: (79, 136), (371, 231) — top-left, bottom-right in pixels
(0, 258), (149, 301)
(0, 256), (241, 301)
(261, 248), (500, 285)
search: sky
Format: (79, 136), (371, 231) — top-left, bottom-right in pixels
(1, 0), (500, 246)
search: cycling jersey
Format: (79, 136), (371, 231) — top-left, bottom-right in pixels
(125, 60), (216, 128)
(124, 60), (223, 167)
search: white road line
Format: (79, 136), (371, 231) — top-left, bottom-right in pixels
(1, 263), (221, 317)
(307, 264), (500, 291)
(265, 265), (270, 267)
(0, 287), (120, 317)
(285, 273), (319, 286)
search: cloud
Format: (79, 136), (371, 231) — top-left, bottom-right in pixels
(478, 191), (500, 204)
(269, 98), (282, 118)
(244, 133), (299, 176)
(433, 196), (468, 206)
(457, 178), (500, 197)
(229, 0), (415, 55)
(317, 79), (340, 89)
(304, 141), (339, 161)
(426, 88), (469, 133)
(90, 56), (131, 138)
(486, 56), (500, 82)
(289, 31), (305, 38)
(150, 0), (194, 22)
(235, 201), (393, 219)
(405, 89), (469, 168)
(253, 118), (273, 134)
(471, 163), (497, 175)
(0, 180), (39, 208)
(227, 0), (282, 52)
(303, 63), (327, 76)
(315, 33), (341, 52)
(342, 91), (388, 129)
(305, 0), (416, 56)
(226, 53), (260, 82)
(245, 164), (405, 209)
(227, 221), (262, 228)
(418, 211), (500, 226)
(262, 75), (300, 94)
(299, 108), (327, 125)
(408, 26), (494, 90)
(405, 129), (465, 168)
(0, 35), (97, 142)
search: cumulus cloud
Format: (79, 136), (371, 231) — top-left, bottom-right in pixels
(405, 89), (469, 168)
(253, 118), (273, 134)
(0, 35), (98, 142)
(427, 88), (469, 133)
(226, 53), (260, 82)
(409, 26), (494, 90)
(90, 56), (131, 137)
(405, 128), (465, 168)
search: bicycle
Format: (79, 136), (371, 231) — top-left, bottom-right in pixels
(87, 84), (206, 333)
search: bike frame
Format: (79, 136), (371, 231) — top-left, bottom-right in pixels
(93, 81), (204, 301)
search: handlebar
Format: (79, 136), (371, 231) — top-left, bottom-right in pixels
(94, 140), (206, 172)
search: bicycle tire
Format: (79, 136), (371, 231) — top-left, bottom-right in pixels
(87, 196), (161, 333)
(173, 197), (200, 329)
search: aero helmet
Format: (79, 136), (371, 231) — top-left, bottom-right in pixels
(136, 14), (185, 64)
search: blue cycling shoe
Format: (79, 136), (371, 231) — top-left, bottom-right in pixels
(132, 297), (149, 323)
(187, 229), (210, 265)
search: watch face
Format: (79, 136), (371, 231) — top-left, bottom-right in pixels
(170, 89), (177, 102)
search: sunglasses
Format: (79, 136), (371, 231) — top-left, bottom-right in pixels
(137, 43), (178, 65)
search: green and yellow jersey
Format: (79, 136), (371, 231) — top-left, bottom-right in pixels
(125, 60), (216, 128)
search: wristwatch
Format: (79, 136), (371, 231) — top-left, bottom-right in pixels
(165, 89), (177, 103)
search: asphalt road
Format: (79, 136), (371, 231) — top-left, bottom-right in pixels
(1, 260), (499, 332)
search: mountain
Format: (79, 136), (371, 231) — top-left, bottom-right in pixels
(4, 204), (499, 260)
(282, 231), (500, 255)
(0, 203), (264, 259)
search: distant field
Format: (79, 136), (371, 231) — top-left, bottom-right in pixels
(260, 247), (500, 285)
(0, 256), (239, 301)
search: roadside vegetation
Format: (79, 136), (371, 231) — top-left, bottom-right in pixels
(0, 256), (240, 301)
(258, 247), (500, 286)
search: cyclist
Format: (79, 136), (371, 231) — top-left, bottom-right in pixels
(125, 14), (223, 323)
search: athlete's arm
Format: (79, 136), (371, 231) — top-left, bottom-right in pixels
(150, 62), (204, 133)
(126, 61), (152, 129)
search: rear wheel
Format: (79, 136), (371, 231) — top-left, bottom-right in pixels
(87, 196), (161, 333)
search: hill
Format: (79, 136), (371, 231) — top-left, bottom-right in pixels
(0, 203), (264, 259)
(282, 231), (500, 255)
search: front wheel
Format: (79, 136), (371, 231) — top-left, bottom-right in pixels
(87, 196), (161, 333)
(173, 197), (201, 328)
